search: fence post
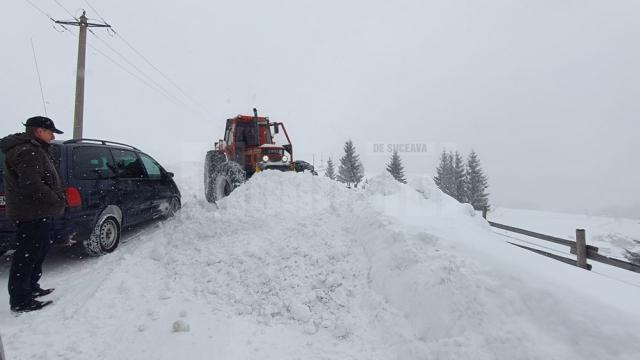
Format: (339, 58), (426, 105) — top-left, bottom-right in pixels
(576, 229), (588, 270)
(482, 206), (488, 219)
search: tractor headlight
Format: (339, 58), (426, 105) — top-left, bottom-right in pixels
(262, 155), (269, 162)
(282, 155), (289, 162)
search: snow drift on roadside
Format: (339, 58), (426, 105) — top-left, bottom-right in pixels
(2, 169), (640, 360)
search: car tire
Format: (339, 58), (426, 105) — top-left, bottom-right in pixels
(209, 161), (245, 202)
(83, 216), (121, 256)
(163, 197), (181, 219)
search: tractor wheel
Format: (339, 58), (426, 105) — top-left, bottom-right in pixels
(207, 161), (245, 203)
(204, 150), (227, 203)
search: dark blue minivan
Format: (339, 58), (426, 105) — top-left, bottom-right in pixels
(0, 139), (180, 256)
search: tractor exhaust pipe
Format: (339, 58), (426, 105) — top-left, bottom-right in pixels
(253, 108), (258, 117)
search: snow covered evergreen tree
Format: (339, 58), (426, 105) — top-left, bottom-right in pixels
(466, 150), (490, 210)
(453, 151), (467, 202)
(386, 150), (407, 184)
(433, 149), (447, 191)
(324, 157), (336, 180)
(337, 139), (363, 188)
(434, 149), (455, 197)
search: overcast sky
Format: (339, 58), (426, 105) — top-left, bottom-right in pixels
(2, 0), (639, 216)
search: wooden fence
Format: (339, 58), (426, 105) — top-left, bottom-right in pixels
(483, 211), (640, 273)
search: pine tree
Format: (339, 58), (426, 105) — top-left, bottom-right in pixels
(434, 150), (456, 197)
(466, 150), (490, 210)
(433, 149), (447, 191)
(324, 157), (336, 180)
(337, 139), (363, 188)
(443, 151), (455, 196)
(386, 150), (407, 183)
(453, 151), (466, 202)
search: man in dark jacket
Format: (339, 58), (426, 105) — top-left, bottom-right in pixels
(0, 116), (66, 312)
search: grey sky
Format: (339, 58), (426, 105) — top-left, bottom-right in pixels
(2, 0), (639, 216)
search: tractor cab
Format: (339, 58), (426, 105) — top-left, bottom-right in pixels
(215, 110), (294, 177)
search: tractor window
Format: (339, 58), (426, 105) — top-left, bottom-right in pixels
(235, 121), (259, 146)
(260, 124), (273, 144)
(224, 127), (231, 143)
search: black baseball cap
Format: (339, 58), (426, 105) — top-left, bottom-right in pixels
(23, 116), (64, 134)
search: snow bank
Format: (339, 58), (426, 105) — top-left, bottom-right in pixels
(2, 168), (640, 359)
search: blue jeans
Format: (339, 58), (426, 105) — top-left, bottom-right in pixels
(8, 218), (51, 306)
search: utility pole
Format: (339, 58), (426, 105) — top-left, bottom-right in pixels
(56, 11), (111, 139)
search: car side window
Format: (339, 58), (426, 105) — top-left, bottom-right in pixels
(72, 146), (116, 180)
(111, 149), (146, 179)
(139, 153), (162, 180)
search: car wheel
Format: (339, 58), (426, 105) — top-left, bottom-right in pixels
(83, 216), (121, 256)
(163, 197), (181, 219)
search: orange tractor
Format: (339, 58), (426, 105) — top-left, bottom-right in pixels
(204, 109), (316, 202)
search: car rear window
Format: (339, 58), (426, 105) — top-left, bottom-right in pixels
(0, 151), (4, 173)
(72, 146), (116, 180)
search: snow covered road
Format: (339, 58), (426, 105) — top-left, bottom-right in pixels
(1, 166), (640, 359)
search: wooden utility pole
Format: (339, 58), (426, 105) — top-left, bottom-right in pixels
(55, 11), (111, 139)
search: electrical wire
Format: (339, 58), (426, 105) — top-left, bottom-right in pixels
(30, 38), (48, 116)
(26, 0), (210, 116)
(88, 29), (188, 108)
(83, 0), (208, 116)
(61, 27), (184, 108)
(23, 0), (56, 21)
(83, 0), (107, 23)
(112, 31), (212, 116)
(52, 0), (77, 20)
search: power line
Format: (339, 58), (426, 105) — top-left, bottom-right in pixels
(83, 0), (210, 117)
(23, 0), (55, 21)
(113, 31), (211, 116)
(30, 38), (48, 116)
(87, 29), (189, 108)
(83, 0), (107, 23)
(53, 0), (77, 20)
(25, 0), (209, 118)
(62, 28), (185, 108)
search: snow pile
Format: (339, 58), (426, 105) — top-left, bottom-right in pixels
(2, 168), (640, 359)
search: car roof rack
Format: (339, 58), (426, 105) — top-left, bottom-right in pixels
(62, 138), (140, 151)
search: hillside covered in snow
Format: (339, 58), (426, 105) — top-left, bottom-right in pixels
(1, 165), (640, 359)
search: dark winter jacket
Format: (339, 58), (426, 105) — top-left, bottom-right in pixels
(0, 133), (66, 221)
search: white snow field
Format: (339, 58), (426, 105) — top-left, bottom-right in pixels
(1, 164), (640, 359)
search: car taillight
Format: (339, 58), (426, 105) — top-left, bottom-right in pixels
(66, 187), (81, 207)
